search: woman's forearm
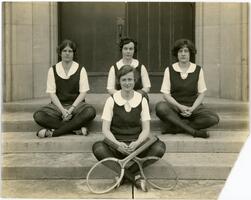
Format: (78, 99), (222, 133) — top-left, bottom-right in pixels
(163, 93), (183, 109)
(49, 93), (65, 113)
(102, 121), (120, 145)
(137, 121), (150, 144)
(191, 92), (205, 110)
(72, 92), (87, 107)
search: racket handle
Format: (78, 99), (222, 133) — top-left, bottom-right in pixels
(104, 136), (157, 157)
(104, 138), (129, 154)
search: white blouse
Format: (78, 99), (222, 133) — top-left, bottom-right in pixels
(160, 62), (207, 95)
(102, 90), (151, 122)
(106, 59), (151, 90)
(46, 61), (90, 93)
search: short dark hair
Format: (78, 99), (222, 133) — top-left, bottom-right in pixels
(119, 37), (137, 54)
(117, 65), (135, 82)
(171, 39), (197, 60)
(57, 39), (77, 56)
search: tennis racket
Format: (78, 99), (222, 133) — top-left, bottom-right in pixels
(105, 138), (178, 191)
(86, 136), (158, 194)
(135, 156), (178, 190)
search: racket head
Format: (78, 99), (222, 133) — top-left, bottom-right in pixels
(139, 156), (178, 191)
(86, 157), (124, 194)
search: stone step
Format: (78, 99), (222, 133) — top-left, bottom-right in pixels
(3, 95), (249, 114)
(2, 112), (249, 132)
(2, 131), (249, 153)
(2, 152), (238, 180)
(1, 179), (225, 199)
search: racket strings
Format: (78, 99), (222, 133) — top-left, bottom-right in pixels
(87, 159), (123, 193)
(142, 157), (178, 190)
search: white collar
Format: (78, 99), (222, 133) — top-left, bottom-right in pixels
(172, 62), (196, 73)
(56, 61), (79, 79)
(172, 62), (196, 79)
(113, 90), (142, 112)
(116, 59), (139, 69)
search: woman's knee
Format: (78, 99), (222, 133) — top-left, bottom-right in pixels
(150, 140), (166, 158)
(155, 102), (172, 118)
(33, 111), (46, 124)
(92, 141), (108, 160)
(208, 113), (220, 126)
(81, 106), (96, 121)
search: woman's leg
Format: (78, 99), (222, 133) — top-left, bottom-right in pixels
(155, 101), (196, 135)
(155, 101), (209, 138)
(53, 104), (96, 137)
(189, 105), (220, 130)
(128, 139), (166, 174)
(92, 140), (135, 183)
(33, 103), (64, 129)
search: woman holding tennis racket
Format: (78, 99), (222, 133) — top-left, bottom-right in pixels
(92, 65), (166, 192)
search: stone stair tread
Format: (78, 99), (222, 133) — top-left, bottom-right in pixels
(2, 111), (249, 121)
(3, 95), (249, 115)
(2, 153), (239, 180)
(2, 131), (248, 153)
(134, 179), (225, 199)
(2, 152), (238, 167)
(2, 112), (248, 132)
(2, 130), (249, 140)
(3, 95), (249, 105)
(1, 179), (225, 199)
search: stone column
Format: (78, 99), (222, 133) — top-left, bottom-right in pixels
(3, 2), (58, 102)
(195, 3), (248, 101)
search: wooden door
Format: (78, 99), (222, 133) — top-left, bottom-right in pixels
(126, 2), (195, 91)
(59, 2), (195, 92)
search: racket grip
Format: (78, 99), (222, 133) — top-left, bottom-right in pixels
(104, 138), (129, 154)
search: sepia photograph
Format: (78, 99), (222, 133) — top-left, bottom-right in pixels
(1, 1), (250, 199)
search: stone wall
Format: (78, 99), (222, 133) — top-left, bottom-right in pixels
(2, 2), (249, 101)
(3, 2), (58, 101)
(196, 3), (249, 100)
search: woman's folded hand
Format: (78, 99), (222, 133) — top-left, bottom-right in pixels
(62, 109), (72, 121)
(119, 142), (129, 152)
(127, 141), (140, 152)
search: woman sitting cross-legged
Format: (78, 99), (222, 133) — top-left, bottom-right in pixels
(33, 39), (96, 138)
(92, 65), (166, 192)
(155, 39), (219, 138)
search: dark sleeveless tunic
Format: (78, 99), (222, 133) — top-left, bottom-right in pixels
(52, 64), (82, 104)
(111, 95), (143, 142)
(169, 64), (201, 106)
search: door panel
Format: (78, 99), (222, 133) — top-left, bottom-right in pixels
(127, 2), (195, 72)
(126, 2), (195, 92)
(59, 2), (125, 72)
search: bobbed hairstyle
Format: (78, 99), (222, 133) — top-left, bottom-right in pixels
(117, 65), (135, 82)
(171, 39), (197, 60)
(119, 37), (137, 54)
(57, 39), (77, 56)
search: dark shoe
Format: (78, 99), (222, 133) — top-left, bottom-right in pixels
(36, 129), (53, 138)
(74, 127), (88, 136)
(193, 130), (209, 138)
(135, 178), (148, 192)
